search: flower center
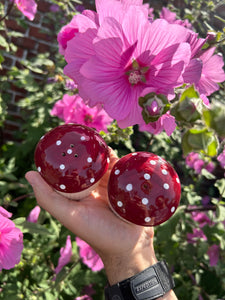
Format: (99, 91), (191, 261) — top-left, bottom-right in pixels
(84, 114), (93, 124)
(126, 60), (149, 86)
(128, 70), (143, 85)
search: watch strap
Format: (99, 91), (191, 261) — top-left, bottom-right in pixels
(105, 261), (175, 300)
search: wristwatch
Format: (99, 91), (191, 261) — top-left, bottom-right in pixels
(104, 261), (175, 300)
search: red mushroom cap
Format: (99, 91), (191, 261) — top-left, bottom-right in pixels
(108, 152), (181, 226)
(34, 124), (109, 195)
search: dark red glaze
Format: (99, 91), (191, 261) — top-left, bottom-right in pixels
(34, 124), (109, 193)
(108, 152), (181, 226)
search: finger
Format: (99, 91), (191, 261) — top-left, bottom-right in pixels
(25, 171), (81, 227)
(108, 147), (119, 169)
(25, 171), (113, 243)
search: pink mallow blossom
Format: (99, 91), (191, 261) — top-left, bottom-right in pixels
(75, 296), (92, 300)
(51, 94), (112, 132)
(207, 244), (220, 266)
(0, 207), (23, 271)
(187, 228), (207, 244)
(57, 9), (99, 55)
(76, 237), (104, 272)
(185, 152), (214, 174)
(217, 147), (225, 168)
(54, 235), (72, 274)
(64, 1), (200, 129)
(14, 0), (37, 21)
(160, 7), (192, 29)
(195, 47), (225, 106)
(27, 206), (41, 223)
(139, 112), (177, 136)
(187, 211), (211, 244)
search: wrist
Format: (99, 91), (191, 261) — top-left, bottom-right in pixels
(104, 252), (158, 286)
(103, 240), (158, 285)
(104, 261), (177, 300)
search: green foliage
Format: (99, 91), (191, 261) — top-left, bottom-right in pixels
(182, 127), (219, 156)
(0, 0), (225, 299)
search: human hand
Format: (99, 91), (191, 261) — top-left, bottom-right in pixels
(26, 148), (157, 284)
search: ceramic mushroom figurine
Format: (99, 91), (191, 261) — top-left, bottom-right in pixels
(34, 124), (110, 200)
(108, 152), (181, 226)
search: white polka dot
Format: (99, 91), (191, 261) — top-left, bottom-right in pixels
(171, 206), (175, 213)
(115, 169), (120, 175)
(144, 173), (151, 180)
(142, 198), (149, 205)
(150, 160), (156, 165)
(132, 153), (137, 156)
(60, 184), (66, 190)
(80, 136), (86, 141)
(176, 177), (180, 183)
(67, 149), (72, 154)
(126, 184), (133, 191)
(163, 183), (169, 190)
(90, 178), (95, 183)
(87, 157), (92, 163)
(117, 201), (123, 207)
(37, 167), (41, 172)
(56, 140), (62, 146)
(60, 164), (65, 170)
(162, 169), (168, 175)
(107, 157), (110, 163)
(145, 217), (151, 222)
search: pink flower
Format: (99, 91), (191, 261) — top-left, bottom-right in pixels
(191, 211), (212, 228)
(75, 296), (92, 300)
(186, 152), (201, 169)
(160, 7), (192, 29)
(139, 112), (177, 136)
(207, 244), (220, 266)
(54, 235), (72, 274)
(75, 284), (95, 300)
(65, 79), (78, 90)
(64, 2), (195, 128)
(0, 207), (12, 219)
(217, 148), (225, 168)
(27, 206), (41, 223)
(51, 94), (113, 132)
(185, 152), (214, 174)
(76, 237), (104, 272)
(187, 228), (207, 244)
(50, 4), (60, 13)
(57, 10), (99, 55)
(0, 207), (23, 271)
(195, 47), (225, 104)
(14, 0), (37, 21)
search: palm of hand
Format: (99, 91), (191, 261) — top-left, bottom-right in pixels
(26, 149), (154, 267)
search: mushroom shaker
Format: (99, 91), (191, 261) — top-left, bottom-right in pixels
(108, 152), (181, 226)
(35, 124), (110, 200)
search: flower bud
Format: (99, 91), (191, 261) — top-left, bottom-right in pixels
(139, 92), (170, 124)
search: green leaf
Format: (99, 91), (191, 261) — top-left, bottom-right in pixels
(203, 101), (225, 138)
(215, 179), (225, 198)
(15, 220), (51, 235)
(214, 201), (225, 222)
(201, 168), (216, 180)
(0, 35), (8, 48)
(156, 206), (185, 240)
(182, 127), (219, 156)
(171, 86), (202, 123)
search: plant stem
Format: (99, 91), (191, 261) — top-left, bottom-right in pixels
(0, 0), (15, 22)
